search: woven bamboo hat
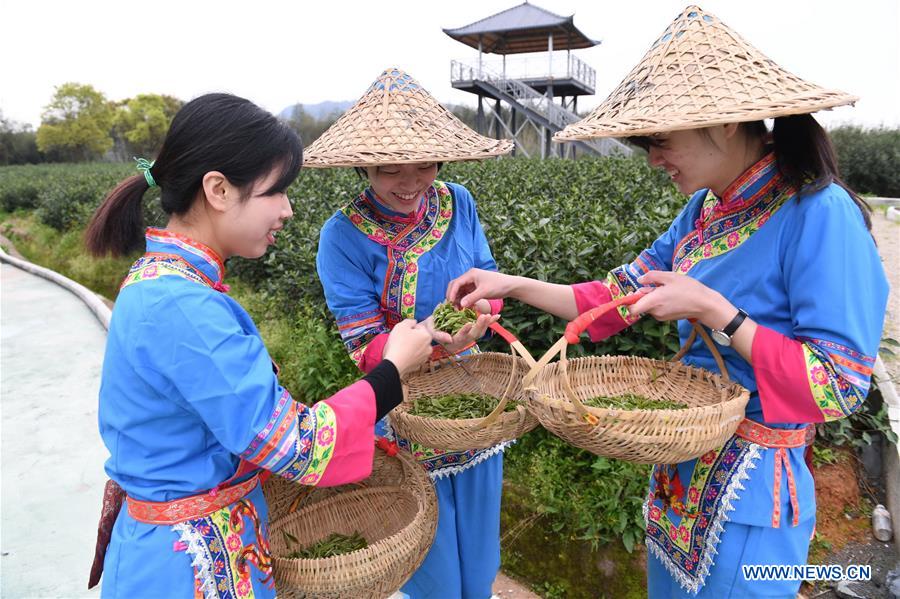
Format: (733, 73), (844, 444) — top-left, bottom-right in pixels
(303, 68), (513, 167)
(555, 5), (857, 141)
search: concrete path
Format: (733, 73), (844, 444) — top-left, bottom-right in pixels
(1, 261), (107, 598)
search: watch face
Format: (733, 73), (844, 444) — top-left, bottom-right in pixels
(711, 330), (731, 347)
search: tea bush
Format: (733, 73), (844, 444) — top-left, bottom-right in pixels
(231, 157), (686, 359)
(831, 126), (900, 197)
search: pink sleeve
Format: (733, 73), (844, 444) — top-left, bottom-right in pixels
(752, 325), (824, 423)
(571, 281), (632, 342)
(239, 383), (376, 486)
(488, 298), (504, 315)
(357, 333), (389, 373)
(315, 380), (377, 486)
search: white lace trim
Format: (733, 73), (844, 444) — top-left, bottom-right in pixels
(428, 440), (513, 481)
(172, 522), (218, 599)
(643, 442), (763, 595)
(382, 419), (512, 480)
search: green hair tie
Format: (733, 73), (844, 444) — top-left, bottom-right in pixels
(134, 157), (157, 188)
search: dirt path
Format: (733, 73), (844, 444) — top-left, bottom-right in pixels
(872, 209), (900, 382)
(493, 572), (541, 598)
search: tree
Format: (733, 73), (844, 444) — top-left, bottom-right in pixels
(36, 83), (115, 161)
(0, 111), (43, 165)
(285, 105), (340, 145)
(113, 94), (182, 158)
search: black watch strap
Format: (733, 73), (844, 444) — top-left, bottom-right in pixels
(722, 309), (749, 337)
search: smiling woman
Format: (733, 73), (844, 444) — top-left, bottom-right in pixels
(447, 5), (889, 598)
(364, 163), (440, 212)
(307, 67), (514, 599)
(82, 92), (434, 598)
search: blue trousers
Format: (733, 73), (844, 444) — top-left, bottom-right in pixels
(647, 517), (815, 598)
(402, 452), (503, 599)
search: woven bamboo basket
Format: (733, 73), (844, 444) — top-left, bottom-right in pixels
(389, 323), (540, 451)
(263, 441), (437, 598)
(523, 294), (750, 464)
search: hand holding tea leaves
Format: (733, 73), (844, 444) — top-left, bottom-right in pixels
(425, 300), (499, 354)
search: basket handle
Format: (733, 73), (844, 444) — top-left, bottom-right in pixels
(563, 292), (731, 381)
(473, 323), (533, 431)
(564, 293), (643, 344)
(524, 293), (641, 393)
(489, 321), (536, 368)
(524, 294), (733, 425)
(672, 321), (732, 383)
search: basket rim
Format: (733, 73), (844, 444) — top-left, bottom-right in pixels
(394, 401), (531, 426)
(528, 389), (750, 414)
(530, 353), (749, 392)
(270, 486), (429, 565)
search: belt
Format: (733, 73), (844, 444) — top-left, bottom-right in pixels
(88, 461), (266, 589)
(127, 471), (262, 525)
(735, 419), (815, 528)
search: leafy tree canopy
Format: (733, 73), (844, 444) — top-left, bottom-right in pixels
(113, 94), (183, 157)
(36, 83), (115, 161)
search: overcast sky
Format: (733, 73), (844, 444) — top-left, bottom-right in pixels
(2, 0), (898, 130)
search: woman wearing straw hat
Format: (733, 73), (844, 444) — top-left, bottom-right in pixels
(309, 68), (513, 598)
(448, 6), (888, 597)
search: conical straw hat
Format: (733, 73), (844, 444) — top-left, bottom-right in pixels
(304, 68), (513, 167)
(555, 6), (857, 141)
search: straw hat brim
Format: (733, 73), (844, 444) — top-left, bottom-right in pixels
(303, 67), (513, 168)
(303, 143), (513, 168)
(554, 6), (857, 142)
(556, 91), (858, 141)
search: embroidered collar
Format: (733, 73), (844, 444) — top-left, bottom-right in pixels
(363, 187), (431, 225)
(673, 152), (792, 272)
(144, 228), (225, 285)
(691, 152), (780, 244)
(715, 152), (778, 212)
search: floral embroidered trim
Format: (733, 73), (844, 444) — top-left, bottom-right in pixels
(801, 341), (867, 420)
(238, 390), (337, 485)
(337, 309), (390, 363)
(382, 418), (510, 479)
(720, 152), (777, 206)
(643, 437), (762, 593)
(276, 402), (337, 484)
(605, 271), (642, 326)
(174, 500), (271, 599)
(672, 183), (792, 275)
(146, 227), (225, 283)
(173, 521), (220, 599)
(120, 254), (216, 291)
(341, 181), (453, 322)
(426, 440), (514, 480)
(805, 337), (875, 390)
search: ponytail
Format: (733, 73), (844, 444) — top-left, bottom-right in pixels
(84, 93), (303, 258)
(771, 114), (872, 230)
(84, 174), (151, 256)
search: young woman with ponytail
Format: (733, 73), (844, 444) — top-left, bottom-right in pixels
(85, 93), (432, 598)
(447, 7), (889, 598)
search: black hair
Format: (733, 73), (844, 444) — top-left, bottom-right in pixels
(85, 93), (303, 256)
(770, 114), (870, 229)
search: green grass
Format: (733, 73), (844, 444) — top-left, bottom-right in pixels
(0, 210), (137, 300)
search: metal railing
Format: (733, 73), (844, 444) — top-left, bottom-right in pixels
(451, 60), (572, 128)
(450, 60), (630, 156)
(565, 54), (596, 90)
(453, 53), (596, 91)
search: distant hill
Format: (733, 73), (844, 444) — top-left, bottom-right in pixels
(279, 100), (353, 121)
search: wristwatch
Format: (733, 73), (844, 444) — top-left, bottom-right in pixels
(711, 309), (748, 347)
